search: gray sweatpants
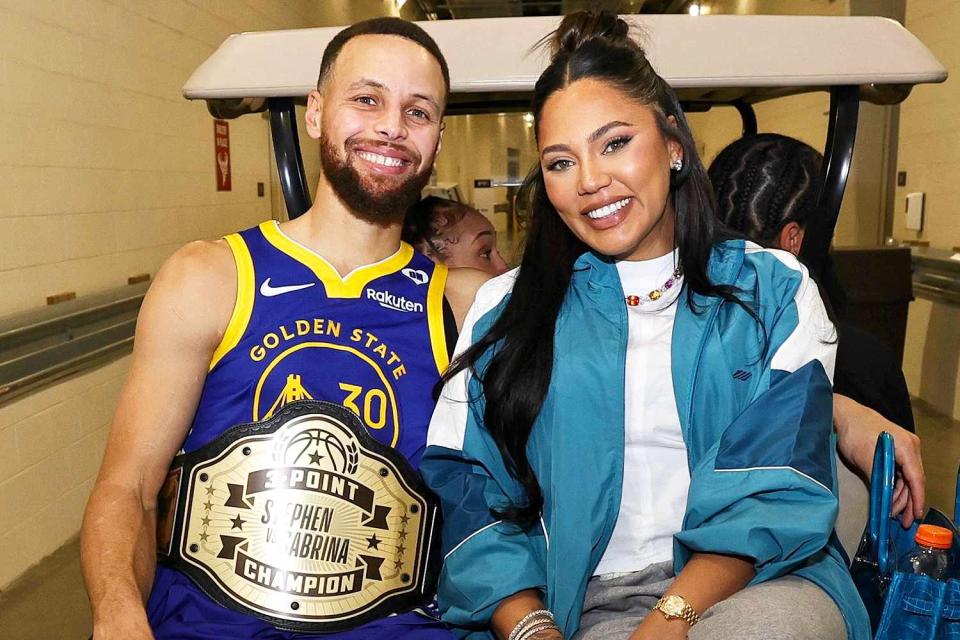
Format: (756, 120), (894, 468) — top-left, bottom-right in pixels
(574, 561), (847, 640)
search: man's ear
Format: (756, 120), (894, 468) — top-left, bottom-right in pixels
(435, 120), (445, 156)
(305, 90), (323, 140)
(777, 221), (805, 257)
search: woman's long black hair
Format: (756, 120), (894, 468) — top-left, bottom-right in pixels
(443, 10), (753, 528)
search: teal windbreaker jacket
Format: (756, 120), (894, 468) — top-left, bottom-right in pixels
(421, 240), (871, 640)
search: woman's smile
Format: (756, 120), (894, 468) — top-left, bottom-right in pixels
(581, 196), (634, 229)
(538, 78), (679, 262)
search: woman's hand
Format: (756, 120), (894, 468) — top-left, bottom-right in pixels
(833, 393), (925, 526)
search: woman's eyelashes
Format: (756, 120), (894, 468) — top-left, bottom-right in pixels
(546, 158), (573, 172)
(545, 135), (634, 172)
(603, 135), (632, 154)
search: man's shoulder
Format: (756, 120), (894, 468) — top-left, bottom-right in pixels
(460, 268), (518, 337)
(472, 268), (517, 313)
(160, 238), (235, 286)
(445, 266), (490, 296)
(444, 267), (493, 330)
(447, 267), (516, 309)
(146, 239), (238, 327)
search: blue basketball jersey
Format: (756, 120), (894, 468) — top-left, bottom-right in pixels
(183, 220), (449, 468)
(148, 220), (454, 640)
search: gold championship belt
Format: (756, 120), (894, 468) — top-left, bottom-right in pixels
(156, 400), (441, 632)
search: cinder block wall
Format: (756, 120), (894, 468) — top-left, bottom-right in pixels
(0, 357), (128, 588)
(0, 2), (296, 316)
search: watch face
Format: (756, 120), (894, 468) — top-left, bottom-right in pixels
(662, 595), (686, 616)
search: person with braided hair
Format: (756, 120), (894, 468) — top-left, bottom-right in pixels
(709, 133), (924, 529)
(422, 11), (869, 640)
(709, 134), (823, 250)
(403, 196), (510, 275)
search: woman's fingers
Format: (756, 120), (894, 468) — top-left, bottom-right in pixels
(892, 430), (926, 521)
(892, 477), (909, 521)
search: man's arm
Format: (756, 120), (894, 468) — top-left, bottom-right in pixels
(80, 240), (235, 639)
(444, 267), (492, 331)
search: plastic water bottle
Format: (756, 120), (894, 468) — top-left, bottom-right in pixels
(897, 524), (954, 581)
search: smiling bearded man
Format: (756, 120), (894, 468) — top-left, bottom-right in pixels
(80, 17), (488, 640)
(320, 132), (430, 224)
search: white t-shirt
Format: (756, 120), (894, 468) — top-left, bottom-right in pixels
(594, 250), (691, 576)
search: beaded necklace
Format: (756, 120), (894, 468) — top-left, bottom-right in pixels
(624, 265), (683, 306)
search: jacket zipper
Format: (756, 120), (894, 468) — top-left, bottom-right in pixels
(587, 279), (629, 561)
(684, 297), (722, 472)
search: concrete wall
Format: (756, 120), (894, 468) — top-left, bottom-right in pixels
(897, 0), (960, 418)
(894, 0), (959, 248)
(0, 357), (128, 588)
(0, 1), (298, 317)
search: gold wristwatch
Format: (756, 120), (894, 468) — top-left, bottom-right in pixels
(654, 595), (701, 627)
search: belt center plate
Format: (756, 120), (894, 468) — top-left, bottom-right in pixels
(179, 407), (430, 627)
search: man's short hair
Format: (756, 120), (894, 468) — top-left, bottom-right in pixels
(317, 17), (450, 100)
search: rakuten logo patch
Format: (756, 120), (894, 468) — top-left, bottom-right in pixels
(366, 289), (424, 313)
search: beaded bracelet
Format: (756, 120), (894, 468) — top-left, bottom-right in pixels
(508, 609), (556, 640)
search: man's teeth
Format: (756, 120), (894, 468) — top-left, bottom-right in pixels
(357, 151), (406, 167)
(586, 198), (630, 220)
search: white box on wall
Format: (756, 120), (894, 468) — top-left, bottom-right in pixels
(906, 192), (925, 231)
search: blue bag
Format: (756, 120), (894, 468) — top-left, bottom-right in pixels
(851, 432), (960, 639)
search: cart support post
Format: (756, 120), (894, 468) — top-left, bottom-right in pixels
(733, 101), (758, 137)
(269, 98), (312, 219)
(801, 85), (860, 312)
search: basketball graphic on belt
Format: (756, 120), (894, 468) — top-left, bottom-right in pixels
(278, 426), (357, 475)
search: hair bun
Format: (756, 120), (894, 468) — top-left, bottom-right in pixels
(553, 10), (631, 55)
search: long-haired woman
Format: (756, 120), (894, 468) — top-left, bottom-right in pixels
(421, 11), (869, 640)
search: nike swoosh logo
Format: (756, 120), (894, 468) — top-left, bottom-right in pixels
(259, 278), (316, 297)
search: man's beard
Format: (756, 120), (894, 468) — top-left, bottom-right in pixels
(320, 134), (432, 225)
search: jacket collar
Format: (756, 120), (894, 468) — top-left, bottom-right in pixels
(689, 238), (745, 307)
(571, 239), (745, 297)
(572, 250), (620, 290)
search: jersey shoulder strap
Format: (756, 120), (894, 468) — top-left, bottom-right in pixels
(208, 231), (256, 371)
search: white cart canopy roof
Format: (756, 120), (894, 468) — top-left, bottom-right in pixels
(183, 14), (946, 113)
